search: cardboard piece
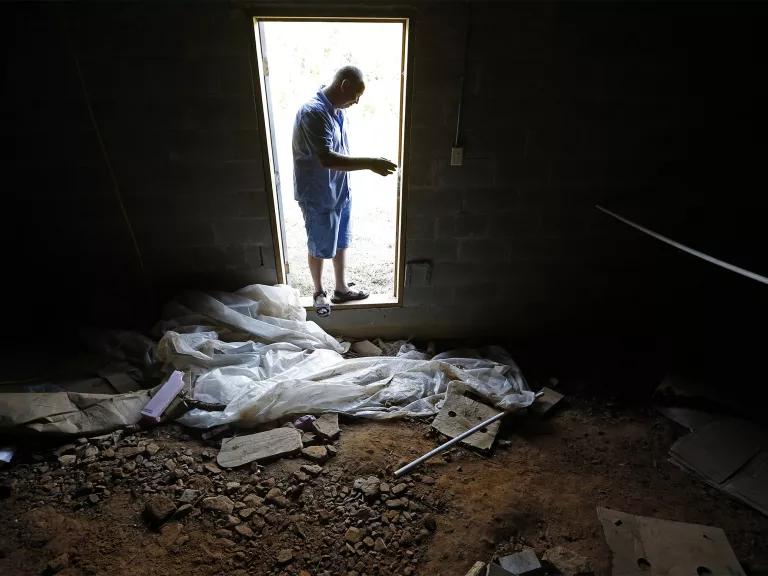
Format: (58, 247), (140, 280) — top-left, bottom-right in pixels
(0, 389), (151, 436)
(668, 417), (768, 514)
(217, 428), (303, 468)
(597, 507), (746, 576)
(432, 381), (501, 451)
(670, 418), (765, 484)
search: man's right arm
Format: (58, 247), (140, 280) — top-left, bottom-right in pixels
(317, 151), (397, 176)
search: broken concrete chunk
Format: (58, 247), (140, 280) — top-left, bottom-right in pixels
(300, 464), (323, 476)
(351, 340), (382, 357)
(431, 381), (501, 451)
(353, 476), (380, 500)
(144, 495), (176, 526)
(58, 455), (77, 466)
(276, 548), (293, 564)
(217, 428), (303, 468)
(201, 495), (235, 515)
(266, 487), (289, 508)
(301, 445), (329, 463)
(499, 548), (542, 575)
(344, 526), (366, 544)
(311, 412), (340, 440)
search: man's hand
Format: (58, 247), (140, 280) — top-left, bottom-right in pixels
(368, 157), (397, 176)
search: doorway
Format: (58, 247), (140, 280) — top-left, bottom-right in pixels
(253, 18), (408, 305)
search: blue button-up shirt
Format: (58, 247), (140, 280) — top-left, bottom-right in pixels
(292, 89), (351, 210)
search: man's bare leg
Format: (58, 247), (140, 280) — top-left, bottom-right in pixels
(332, 249), (349, 294)
(308, 255), (325, 294)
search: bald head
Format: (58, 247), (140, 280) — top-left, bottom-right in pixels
(325, 66), (366, 109)
(333, 66), (364, 87)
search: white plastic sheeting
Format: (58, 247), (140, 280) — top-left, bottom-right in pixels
(154, 284), (534, 428)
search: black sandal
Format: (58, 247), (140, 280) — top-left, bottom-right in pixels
(331, 282), (370, 304)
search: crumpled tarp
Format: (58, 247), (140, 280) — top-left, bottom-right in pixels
(0, 284), (534, 435)
(155, 284), (535, 428)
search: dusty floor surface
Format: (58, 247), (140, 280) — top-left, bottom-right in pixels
(1, 399), (766, 576)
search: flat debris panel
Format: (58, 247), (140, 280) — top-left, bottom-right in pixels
(432, 381), (501, 451)
(597, 506), (746, 576)
(217, 428), (303, 468)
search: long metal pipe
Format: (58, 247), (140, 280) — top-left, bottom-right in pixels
(394, 391), (542, 477)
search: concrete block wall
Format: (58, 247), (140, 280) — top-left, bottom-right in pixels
(5, 2), (766, 375)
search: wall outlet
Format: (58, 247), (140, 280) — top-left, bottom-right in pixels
(450, 146), (464, 166)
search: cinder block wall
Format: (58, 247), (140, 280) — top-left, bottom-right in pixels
(4, 2), (765, 376)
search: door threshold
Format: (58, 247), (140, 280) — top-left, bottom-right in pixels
(300, 293), (399, 310)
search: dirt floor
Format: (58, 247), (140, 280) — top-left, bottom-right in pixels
(1, 398), (767, 576)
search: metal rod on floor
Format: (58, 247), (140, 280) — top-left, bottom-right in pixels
(394, 391), (543, 477)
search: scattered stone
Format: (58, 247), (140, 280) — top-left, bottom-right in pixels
(363, 536), (375, 548)
(118, 446), (145, 458)
(345, 526), (366, 544)
(392, 482), (409, 496)
(386, 498), (407, 509)
(243, 494), (264, 507)
(311, 412), (340, 440)
(301, 446), (329, 464)
(179, 489), (199, 504)
(234, 524), (254, 538)
(144, 495), (176, 526)
(266, 487), (289, 508)
(146, 443), (161, 456)
(353, 476), (381, 500)
(237, 508), (256, 520)
(300, 464), (323, 476)
(421, 476), (436, 485)
(88, 493), (100, 505)
(58, 455), (76, 466)
(201, 495), (235, 515)
(301, 432), (320, 446)
(276, 549), (293, 565)
(203, 463), (222, 475)
(374, 537), (387, 552)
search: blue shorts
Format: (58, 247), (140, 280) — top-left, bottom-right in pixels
(299, 198), (351, 259)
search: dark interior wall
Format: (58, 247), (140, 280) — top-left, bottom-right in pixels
(3, 2), (765, 379)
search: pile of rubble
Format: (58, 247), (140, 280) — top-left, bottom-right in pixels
(1, 422), (441, 575)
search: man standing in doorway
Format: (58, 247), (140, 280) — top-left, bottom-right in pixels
(292, 66), (397, 316)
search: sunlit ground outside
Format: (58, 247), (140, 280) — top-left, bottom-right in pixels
(259, 21), (403, 297)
